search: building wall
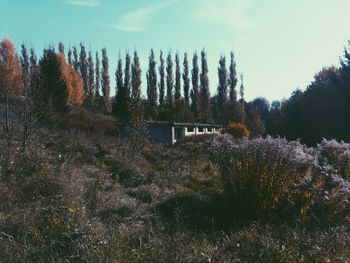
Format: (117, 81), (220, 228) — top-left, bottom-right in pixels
(147, 124), (173, 145)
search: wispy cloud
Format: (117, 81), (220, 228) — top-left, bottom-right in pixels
(110, 0), (178, 32)
(64, 0), (100, 7)
(191, 0), (253, 30)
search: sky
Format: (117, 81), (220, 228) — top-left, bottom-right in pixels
(1, 0), (350, 102)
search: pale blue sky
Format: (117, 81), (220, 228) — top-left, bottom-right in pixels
(1, 0), (350, 102)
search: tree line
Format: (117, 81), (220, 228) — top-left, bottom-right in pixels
(0, 38), (246, 126)
(2, 37), (350, 146)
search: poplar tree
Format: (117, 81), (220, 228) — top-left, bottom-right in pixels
(20, 44), (34, 152)
(239, 74), (246, 123)
(158, 50), (165, 106)
(58, 42), (65, 56)
(183, 53), (190, 105)
(228, 51), (238, 103)
(20, 44), (30, 91)
(113, 55), (130, 124)
(101, 48), (110, 112)
(131, 51), (142, 124)
(217, 55), (228, 123)
(191, 52), (200, 120)
(79, 43), (88, 98)
(147, 49), (158, 119)
(124, 53), (131, 98)
(174, 53), (181, 120)
(87, 51), (95, 106)
(95, 51), (101, 99)
(200, 50), (211, 122)
(30, 48), (40, 107)
(67, 47), (72, 67)
(72, 46), (79, 72)
(166, 52), (174, 119)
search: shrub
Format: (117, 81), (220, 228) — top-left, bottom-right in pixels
(208, 136), (314, 218)
(59, 106), (118, 135)
(225, 122), (250, 139)
(316, 139), (350, 180)
(208, 135), (350, 223)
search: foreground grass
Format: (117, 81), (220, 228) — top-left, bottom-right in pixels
(0, 127), (349, 262)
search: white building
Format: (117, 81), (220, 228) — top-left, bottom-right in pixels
(146, 121), (222, 145)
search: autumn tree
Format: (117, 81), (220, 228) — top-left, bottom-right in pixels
(0, 38), (23, 177)
(101, 47), (110, 112)
(191, 52), (200, 120)
(146, 49), (158, 119)
(183, 53), (190, 106)
(200, 50), (211, 122)
(58, 53), (84, 105)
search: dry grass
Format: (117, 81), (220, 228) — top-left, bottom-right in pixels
(0, 125), (349, 262)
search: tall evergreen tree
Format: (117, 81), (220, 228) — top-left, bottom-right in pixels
(67, 47), (72, 67)
(228, 51), (238, 103)
(87, 51), (95, 106)
(239, 74), (246, 123)
(29, 48), (40, 105)
(217, 55), (228, 123)
(146, 49), (158, 119)
(95, 51), (100, 99)
(58, 42), (65, 56)
(174, 53), (181, 120)
(101, 48), (110, 112)
(166, 52), (174, 120)
(20, 44), (30, 91)
(124, 53), (131, 98)
(183, 53), (190, 105)
(39, 48), (68, 117)
(166, 52), (174, 106)
(113, 55), (130, 124)
(79, 43), (88, 98)
(72, 46), (79, 72)
(200, 50), (211, 122)
(131, 51), (142, 124)
(191, 52), (200, 120)
(20, 44), (35, 152)
(158, 50), (165, 106)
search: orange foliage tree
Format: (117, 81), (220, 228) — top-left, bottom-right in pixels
(58, 54), (84, 105)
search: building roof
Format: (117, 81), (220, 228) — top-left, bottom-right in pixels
(145, 121), (223, 128)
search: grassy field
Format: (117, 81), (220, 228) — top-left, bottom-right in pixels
(0, 126), (349, 262)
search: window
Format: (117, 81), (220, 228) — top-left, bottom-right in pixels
(198, 127), (204, 132)
(187, 127), (194, 132)
(207, 127), (212, 132)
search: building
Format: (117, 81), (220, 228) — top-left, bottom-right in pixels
(146, 121), (222, 145)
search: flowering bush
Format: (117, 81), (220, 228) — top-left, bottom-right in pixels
(316, 139), (350, 180)
(207, 135), (350, 222)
